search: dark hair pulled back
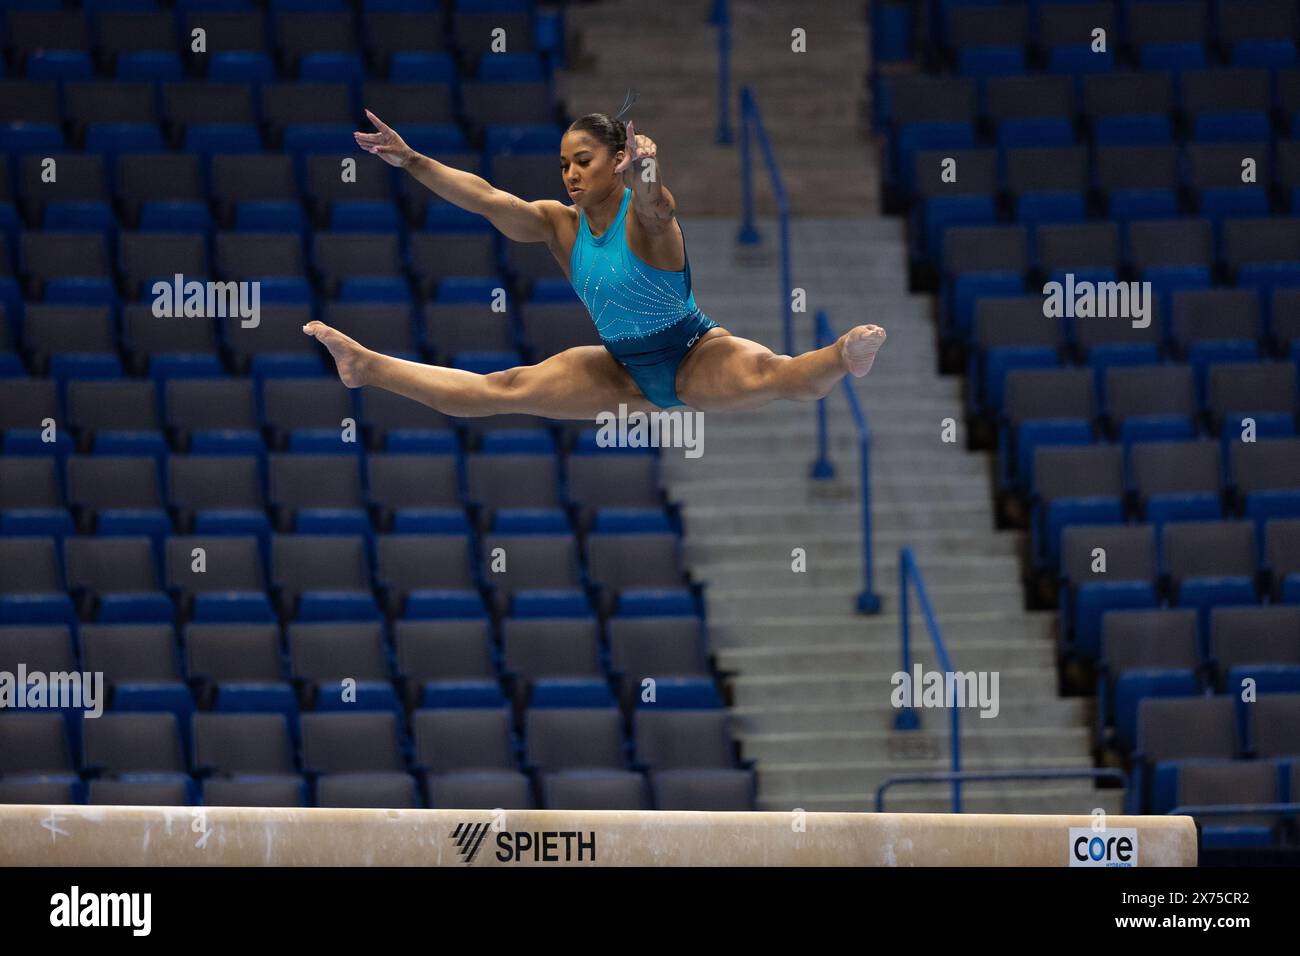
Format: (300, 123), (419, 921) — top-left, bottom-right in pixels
(566, 88), (638, 159)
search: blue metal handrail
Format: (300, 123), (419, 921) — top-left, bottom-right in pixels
(893, 547), (959, 807)
(736, 86), (793, 356)
(810, 310), (880, 612)
(875, 768), (1130, 813)
(710, 0), (732, 145)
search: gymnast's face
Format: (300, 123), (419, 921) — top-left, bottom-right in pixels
(560, 130), (623, 207)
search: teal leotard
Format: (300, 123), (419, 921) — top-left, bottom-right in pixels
(569, 187), (716, 408)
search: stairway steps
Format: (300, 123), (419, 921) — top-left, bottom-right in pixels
(685, 534), (1022, 566)
(739, 727), (1092, 763)
(684, 507), (996, 539)
(559, 0), (1097, 810)
(728, 668), (1057, 708)
(706, 611), (1054, 649)
(717, 638), (1053, 674)
(730, 697), (1086, 734)
(757, 754), (1099, 797)
(706, 586), (1022, 619)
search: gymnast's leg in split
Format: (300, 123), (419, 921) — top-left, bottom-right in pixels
(305, 103), (886, 418)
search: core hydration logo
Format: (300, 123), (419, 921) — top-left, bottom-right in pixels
(1068, 827), (1139, 867)
(449, 823), (597, 865)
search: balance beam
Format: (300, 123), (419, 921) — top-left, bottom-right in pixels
(0, 805), (1196, 866)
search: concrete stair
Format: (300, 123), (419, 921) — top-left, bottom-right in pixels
(663, 219), (1116, 815)
(557, 0), (878, 215)
(556, 1), (1111, 815)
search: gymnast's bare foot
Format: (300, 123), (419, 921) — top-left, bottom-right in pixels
(304, 321), (374, 388)
(841, 324), (887, 378)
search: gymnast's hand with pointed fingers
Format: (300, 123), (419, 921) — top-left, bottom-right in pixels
(354, 109), (416, 169)
(615, 120), (656, 186)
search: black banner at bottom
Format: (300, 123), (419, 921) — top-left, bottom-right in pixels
(0, 864), (1290, 943)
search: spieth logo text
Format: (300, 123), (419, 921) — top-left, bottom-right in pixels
(1069, 827), (1138, 867)
(450, 823), (597, 864)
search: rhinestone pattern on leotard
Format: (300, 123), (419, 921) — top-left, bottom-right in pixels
(569, 187), (702, 343)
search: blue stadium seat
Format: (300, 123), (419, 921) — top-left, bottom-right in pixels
(419, 680), (506, 708)
(208, 52), (275, 83)
(116, 52), (184, 81)
(139, 201), (214, 233)
(404, 590), (489, 619)
(511, 590), (591, 618)
(530, 678), (617, 708)
(478, 53), (546, 84)
(389, 52), (457, 83)
(1114, 670), (1203, 754)
(27, 52), (94, 81)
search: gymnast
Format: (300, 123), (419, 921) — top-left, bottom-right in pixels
(304, 93), (886, 418)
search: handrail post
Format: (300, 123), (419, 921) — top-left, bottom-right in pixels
(856, 431), (879, 611)
(713, 0), (732, 145)
(779, 213), (792, 356)
(810, 311), (833, 479)
(736, 87), (759, 245)
(894, 547), (959, 809)
(894, 549), (918, 730)
(950, 695), (962, 813)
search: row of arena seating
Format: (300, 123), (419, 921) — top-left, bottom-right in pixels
(996, 365), (1295, 499)
(1096, 606), (1299, 745)
(1, 300), (596, 380)
(1123, 693), (1300, 843)
(0, 79), (561, 157)
(0, 707), (756, 810)
(0, 527), (698, 620)
(883, 71), (1300, 214)
(0, 616), (717, 715)
(0, 231), (577, 320)
(0, 379), (637, 459)
(877, 1), (1300, 844)
(967, 285), (1299, 414)
(0, 146), (568, 234)
(1056, 514), (1298, 657)
(942, 213), (1300, 333)
(0, 0), (562, 86)
(922, 0), (1300, 76)
(0, 0), (757, 813)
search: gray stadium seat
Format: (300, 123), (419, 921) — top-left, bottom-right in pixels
(83, 712), (186, 775)
(652, 768), (756, 811)
(525, 708), (625, 771)
(1252, 694), (1300, 757)
(1162, 521), (1258, 591)
(300, 712), (404, 774)
(316, 773), (420, 809)
(635, 711), (736, 769)
(0, 714), (73, 775)
(414, 708), (517, 773)
(193, 713), (296, 776)
(544, 770), (649, 810)
(426, 770), (535, 809)
(185, 623), (284, 682)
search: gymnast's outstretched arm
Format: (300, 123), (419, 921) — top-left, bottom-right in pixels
(353, 109), (568, 246)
